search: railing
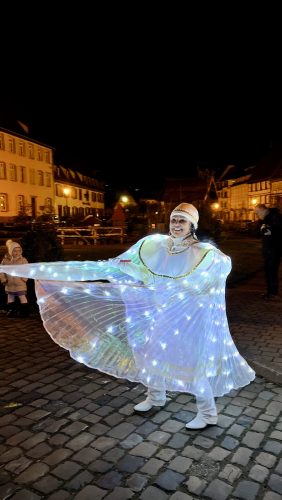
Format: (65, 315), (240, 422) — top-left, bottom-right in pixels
(56, 227), (126, 245)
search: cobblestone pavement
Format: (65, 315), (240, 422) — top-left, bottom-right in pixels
(0, 269), (282, 499)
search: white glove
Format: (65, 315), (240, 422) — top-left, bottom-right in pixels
(261, 224), (272, 236)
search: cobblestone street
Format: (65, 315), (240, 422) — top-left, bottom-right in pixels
(0, 268), (282, 499)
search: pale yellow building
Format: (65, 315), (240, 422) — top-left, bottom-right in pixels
(0, 127), (105, 223)
(0, 128), (54, 221)
(270, 179), (282, 208)
(248, 180), (271, 217)
(217, 162), (282, 226)
(229, 176), (251, 222)
(54, 165), (104, 220)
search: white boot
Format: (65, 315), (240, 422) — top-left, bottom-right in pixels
(185, 413), (218, 429)
(186, 395), (217, 430)
(134, 387), (166, 412)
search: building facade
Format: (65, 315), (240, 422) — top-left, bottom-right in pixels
(0, 128), (54, 221)
(54, 165), (104, 220)
(217, 162), (282, 225)
(0, 127), (104, 223)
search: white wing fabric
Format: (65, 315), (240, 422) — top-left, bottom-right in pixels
(0, 235), (255, 397)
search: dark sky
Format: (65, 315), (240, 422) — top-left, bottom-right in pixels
(1, 26), (282, 198)
(0, 5), (282, 197)
(2, 94), (280, 194)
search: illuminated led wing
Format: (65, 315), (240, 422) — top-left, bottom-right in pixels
(34, 245), (255, 398)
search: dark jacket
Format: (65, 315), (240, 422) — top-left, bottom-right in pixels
(260, 208), (282, 256)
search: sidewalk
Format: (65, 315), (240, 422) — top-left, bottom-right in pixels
(0, 269), (282, 499)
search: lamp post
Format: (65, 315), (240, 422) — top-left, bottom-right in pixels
(63, 187), (70, 218)
(251, 198), (258, 221)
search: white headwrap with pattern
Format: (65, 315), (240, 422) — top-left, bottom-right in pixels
(170, 203), (199, 229)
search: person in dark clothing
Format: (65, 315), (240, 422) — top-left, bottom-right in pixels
(254, 204), (282, 300)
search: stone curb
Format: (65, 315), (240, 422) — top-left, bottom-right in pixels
(246, 357), (282, 385)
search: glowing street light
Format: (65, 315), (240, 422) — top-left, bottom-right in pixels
(121, 195), (129, 204)
(63, 187), (70, 216)
(251, 198), (257, 206)
(212, 202), (219, 210)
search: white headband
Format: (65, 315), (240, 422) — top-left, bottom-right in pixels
(170, 209), (198, 229)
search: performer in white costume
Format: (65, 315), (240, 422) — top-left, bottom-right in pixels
(0, 203), (255, 429)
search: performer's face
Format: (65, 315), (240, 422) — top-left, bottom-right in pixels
(170, 216), (191, 238)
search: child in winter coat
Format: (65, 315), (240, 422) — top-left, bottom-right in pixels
(0, 240), (29, 317)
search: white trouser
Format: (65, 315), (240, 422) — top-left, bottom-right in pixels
(147, 387), (166, 403)
(147, 378), (217, 416)
(196, 395), (217, 417)
(195, 378), (217, 417)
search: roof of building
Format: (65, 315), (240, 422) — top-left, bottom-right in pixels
(248, 147), (282, 181)
(216, 147), (282, 186)
(54, 165), (104, 191)
(0, 119), (54, 150)
(162, 177), (215, 205)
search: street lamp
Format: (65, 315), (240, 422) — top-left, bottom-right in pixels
(120, 195), (129, 204)
(211, 202), (219, 211)
(63, 187), (70, 217)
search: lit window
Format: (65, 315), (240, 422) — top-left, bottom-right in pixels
(0, 162), (6, 179)
(30, 168), (36, 184)
(28, 144), (34, 159)
(38, 170), (44, 186)
(9, 164), (17, 181)
(0, 133), (4, 150)
(8, 138), (15, 153)
(18, 166), (27, 183)
(0, 193), (8, 211)
(18, 141), (26, 156)
(45, 172), (51, 187)
(17, 195), (25, 213)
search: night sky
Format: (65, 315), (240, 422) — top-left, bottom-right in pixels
(0, 13), (281, 219)
(1, 98), (280, 192)
(1, 31), (282, 199)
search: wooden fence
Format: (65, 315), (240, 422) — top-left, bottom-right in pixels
(56, 227), (126, 245)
